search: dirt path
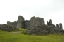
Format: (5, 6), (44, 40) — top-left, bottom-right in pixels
(10, 31), (22, 34)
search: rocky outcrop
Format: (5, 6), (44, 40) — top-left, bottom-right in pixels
(0, 24), (19, 31)
(26, 25), (64, 35)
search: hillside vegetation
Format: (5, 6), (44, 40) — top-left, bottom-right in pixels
(0, 28), (64, 42)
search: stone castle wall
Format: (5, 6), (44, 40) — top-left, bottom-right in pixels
(30, 16), (44, 27)
(7, 21), (17, 27)
(7, 16), (63, 30)
(0, 15), (63, 34)
(5, 15), (64, 34)
(24, 20), (30, 29)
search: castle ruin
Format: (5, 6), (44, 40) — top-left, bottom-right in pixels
(7, 15), (63, 30)
(0, 15), (64, 34)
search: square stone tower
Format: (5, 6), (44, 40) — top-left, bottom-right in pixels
(17, 16), (25, 28)
(30, 16), (45, 27)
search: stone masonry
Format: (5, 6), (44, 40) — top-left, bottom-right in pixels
(7, 16), (63, 30)
(5, 15), (64, 34)
(17, 16), (24, 28)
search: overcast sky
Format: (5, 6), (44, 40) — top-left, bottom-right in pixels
(0, 0), (64, 29)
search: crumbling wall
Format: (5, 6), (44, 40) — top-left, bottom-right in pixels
(24, 20), (30, 29)
(7, 21), (17, 28)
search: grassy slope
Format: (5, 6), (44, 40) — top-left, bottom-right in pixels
(0, 29), (64, 42)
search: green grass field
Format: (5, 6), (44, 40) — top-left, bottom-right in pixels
(0, 29), (64, 42)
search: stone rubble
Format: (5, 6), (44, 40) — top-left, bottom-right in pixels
(0, 24), (19, 31)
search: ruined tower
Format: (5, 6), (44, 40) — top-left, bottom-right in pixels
(30, 16), (35, 27)
(49, 19), (52, 25)
(59, 23), (63, 30)
(7, 21), (11, 25)
(30, 16), (45, 27)
(56, 24), (59, 28)
(47, 19), (52, 26)
(17, 16), (24, 28)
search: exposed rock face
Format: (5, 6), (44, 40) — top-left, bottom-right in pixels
(26, 25), (48, 35)
(26, 25), (64, 35)
(0, 24), (19, 31)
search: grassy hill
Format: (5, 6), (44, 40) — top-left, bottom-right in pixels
(0, 28), (64, 42)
